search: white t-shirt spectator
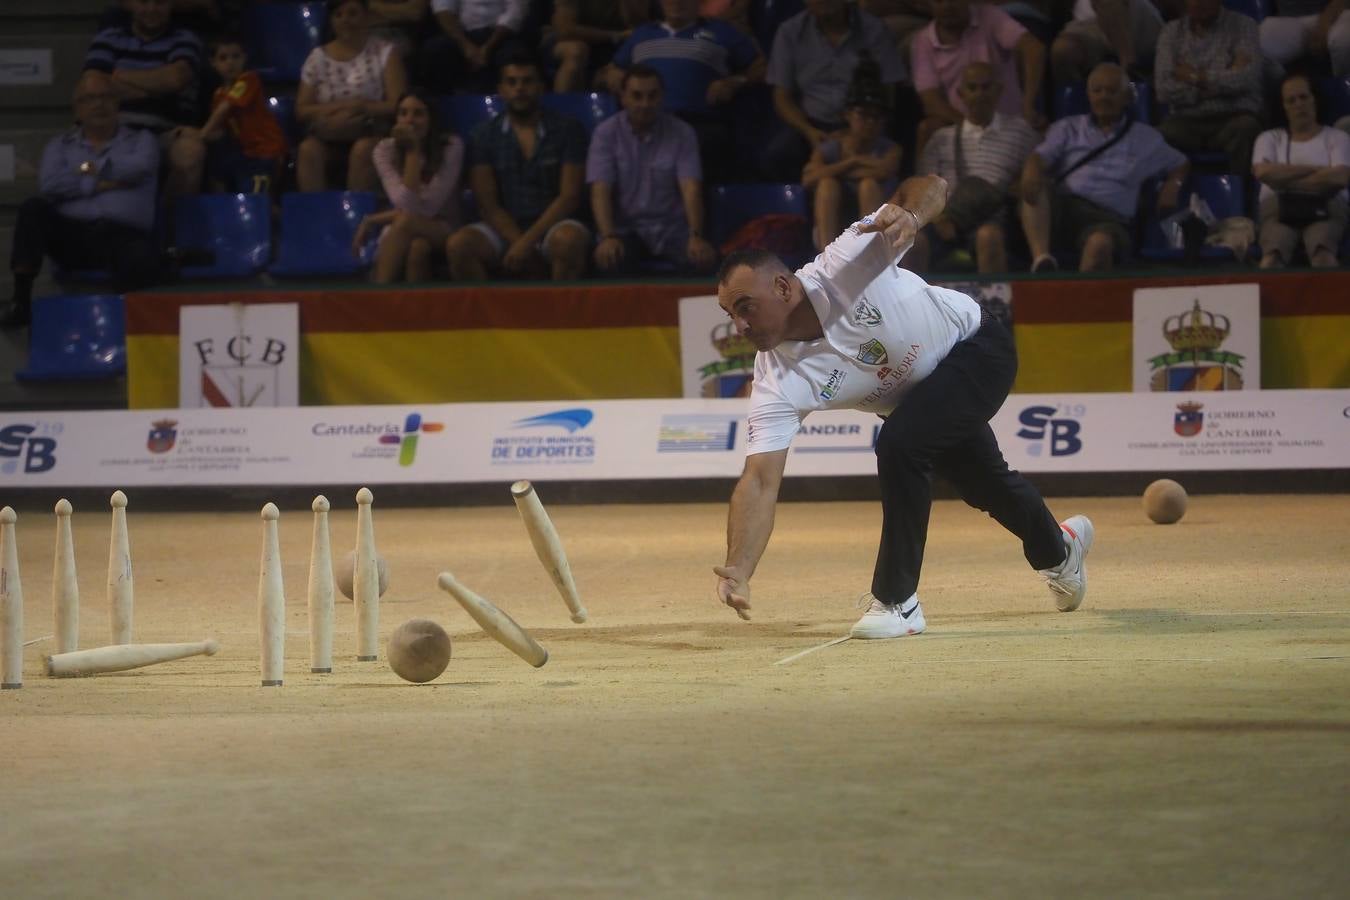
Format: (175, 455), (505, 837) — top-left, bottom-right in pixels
(430, 0), (527, 32)
(1252, 126), (1350, 204)
(300, 39), (395, 104)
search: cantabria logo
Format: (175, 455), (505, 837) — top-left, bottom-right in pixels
(314, 412), (444, 466)
(378, 412), (445, 466)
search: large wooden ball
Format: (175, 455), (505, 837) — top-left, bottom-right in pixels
(387, 619), (452, 684)
(1143, 479), (1188, 525)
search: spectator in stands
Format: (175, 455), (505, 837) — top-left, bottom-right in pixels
(84, 0), (205, 199)
(2, 72), (160, 328)
(587, 65), (717, 275)
(352, 89), (466, 283)
(908, 61), (1038, 273)
(859, 1), (933, 60)
(801, 57), (901, 249)
(368, 1), (431, 60)
(100, 0), (243, 40)
(1154, 0), (1263, 176)
(418, 0), (529, 94)
(607, 0), (764, 181)
(1020, 62), (1189, 272)
(702, 0), (753, 34)
(445, 55), (590, 280)
(911, 0), (1046, 152)
(1261, 1), (1350, 78)
(1252, 74), (1350, 269)
(761, 0), (906, 183)
(296, 0), (407, 192)
(1051, 0), (1164, 85)
(550, 0), (653, 93)
(201, 36), (288, 194)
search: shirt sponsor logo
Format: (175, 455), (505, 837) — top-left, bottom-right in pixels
(852, 299), (882, 327)
(862, 343), (921, 405)
(856, 339), (888, 366)
(819, 369), (847, 402)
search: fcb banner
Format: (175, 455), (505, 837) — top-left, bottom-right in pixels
(2, 390), (1346, 488)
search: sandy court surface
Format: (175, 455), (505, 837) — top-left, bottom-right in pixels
(2, 492), (1348, 898)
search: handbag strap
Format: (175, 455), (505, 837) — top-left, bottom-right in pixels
(1055, 114), (1133, 184)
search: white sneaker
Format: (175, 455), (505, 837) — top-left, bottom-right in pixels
(1040, 515), (1094, 612)
(850, 594), (926, 639)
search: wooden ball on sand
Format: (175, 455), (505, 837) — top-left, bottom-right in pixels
(1143, 479), (1188, 524)
(334, 549), (389, 601)
(387, 619), (452, 683)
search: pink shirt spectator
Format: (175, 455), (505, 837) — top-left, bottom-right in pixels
(912, 4), (1026, 118)
(373, 135), (466, 226)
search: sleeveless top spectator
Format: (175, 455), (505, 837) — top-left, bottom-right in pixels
(301, 38), (396, 105)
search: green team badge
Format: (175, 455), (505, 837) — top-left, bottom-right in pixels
(856, 339), (889, 366)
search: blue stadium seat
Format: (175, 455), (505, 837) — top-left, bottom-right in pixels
(241, 2), (327, 83)
(267, 94), (304, 148)
(1319, 76), (1350, 125)
(16, 294), (126, 381)
(1221, 0), (1268, 21)
(707, 183), (812, 266)
(439, 94), (506, 140)
(540, 91), (618, 134)
(1140, 174), (1248, 261)
(270, 191), (376, 276)
(174, 193), (272, 279)
(751, 0), (805, 54)
(1053, 81), (1152, 123)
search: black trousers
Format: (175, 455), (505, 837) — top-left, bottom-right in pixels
(871, 316), (1066, 604)
(10, 196), (160, 290)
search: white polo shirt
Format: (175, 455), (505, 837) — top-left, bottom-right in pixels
(745, 218), (982, 455)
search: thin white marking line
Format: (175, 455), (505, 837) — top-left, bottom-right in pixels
(773, 635), (852, 666)
(895, 655), (1349, 664)
(1180, 611), (1350, 616)
(23, 635), (52, 647)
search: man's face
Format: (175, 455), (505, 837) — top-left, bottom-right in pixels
(622, 76), (663, 130)
(1185, 0), (1220, 23)
(499, 64), (543, 114)
(956, 65), (1000, 122)
(131, 0), (171, 35)
(805, 0), (846, 21)
(211, 43), (246, 82)
(1087, 67), (1127, 122)
(718, 264), (792, 352)
(660, 0), (699, 23)
(931, 0), (971, 31)
(74, 75), (119, 130)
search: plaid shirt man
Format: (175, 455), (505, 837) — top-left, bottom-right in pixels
(1155, 8), (1263, 119)
(469, 108), (588, 225)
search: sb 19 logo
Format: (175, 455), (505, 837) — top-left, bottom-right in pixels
(0, 422), (61, 474)
(1016, 405), (1084, 457)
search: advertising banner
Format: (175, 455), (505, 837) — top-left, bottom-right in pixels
(1132, 284), (1260, 392)
(2, 391), (1345, 489)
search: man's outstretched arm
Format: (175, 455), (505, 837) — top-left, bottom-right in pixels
(859, 175), (950, 251)
(714, 448), (788, 620)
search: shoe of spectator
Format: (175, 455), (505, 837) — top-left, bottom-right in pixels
(1031, 254), (1059, 273)
(0, 297), (30, 329)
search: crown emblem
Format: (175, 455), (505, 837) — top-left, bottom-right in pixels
(1175, 401), (1202, 415)
(1163, 299), (1230, 352)
(151, 418), (178, 431)
(710, 321), (755, 359)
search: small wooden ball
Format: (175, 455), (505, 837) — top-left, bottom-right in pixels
(335, 549), (388, 600)
(387, 619), (452, 684)
(1143, 479), (1188, 524)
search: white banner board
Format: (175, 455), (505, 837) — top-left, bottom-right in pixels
(1, 391), (1346, 489)
(178, 303), (299, 408)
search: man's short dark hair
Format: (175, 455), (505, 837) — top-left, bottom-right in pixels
(717, 248), (785, 284)
(621, 64), (664, 91)
(209, 34), (246, 56)
(497, 50), (542, 81)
